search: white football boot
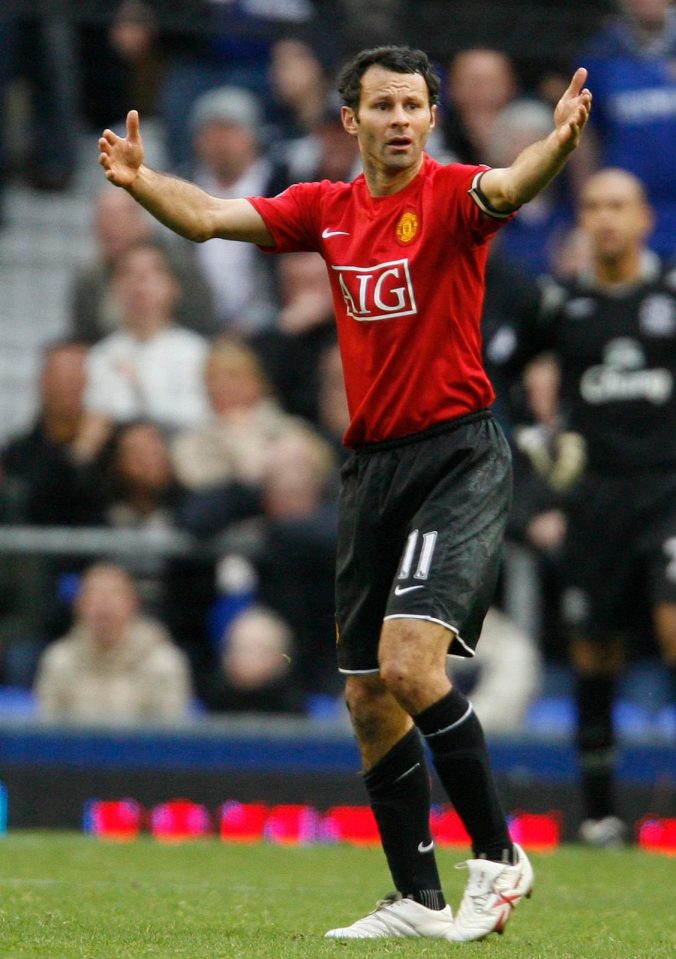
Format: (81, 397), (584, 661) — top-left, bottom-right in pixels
(445, 843), (534, 942)
(325, 892), (454, 939)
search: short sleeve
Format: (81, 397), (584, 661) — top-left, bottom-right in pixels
(248, 181), (324, 254)
(441, 163), (518, 244)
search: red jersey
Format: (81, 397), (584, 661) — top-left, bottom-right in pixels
(249, 155), (512, 446)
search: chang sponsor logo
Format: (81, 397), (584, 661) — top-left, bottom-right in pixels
(332, 258), (417, 321)
(580, 337), (673, 405)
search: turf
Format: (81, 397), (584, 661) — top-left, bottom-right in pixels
(0, 833), (672, 958)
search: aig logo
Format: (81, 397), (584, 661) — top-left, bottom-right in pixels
(332, 258), (417, 321)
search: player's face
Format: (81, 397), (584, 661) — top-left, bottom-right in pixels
(342, 66), (435, 181)
(579, 172), (653, 262)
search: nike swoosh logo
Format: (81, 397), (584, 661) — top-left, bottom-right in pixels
(394, 585), (424, 595)
(321, 228), (350, 238)
(417, 840), (435, 853)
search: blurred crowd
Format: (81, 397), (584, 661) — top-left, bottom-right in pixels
(0, 0), (674, 733)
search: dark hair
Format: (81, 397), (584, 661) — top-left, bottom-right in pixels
(111, 238), (177, 280)
(337, 45), (440, 112)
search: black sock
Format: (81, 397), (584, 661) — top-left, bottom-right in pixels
(415, 688), (514, 864)
(363, 727), (445, 909)
(576, 673), (617, 821)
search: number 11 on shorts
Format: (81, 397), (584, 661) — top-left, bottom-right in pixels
(398, 529), (438, 581)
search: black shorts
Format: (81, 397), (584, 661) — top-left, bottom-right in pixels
(335, 411), (512, 673)
(562, 469), (676, 639)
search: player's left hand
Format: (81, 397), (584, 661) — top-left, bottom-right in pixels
(553, 68), (592, 153)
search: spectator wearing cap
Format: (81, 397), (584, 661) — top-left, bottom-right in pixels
(186, 86), (288, 335)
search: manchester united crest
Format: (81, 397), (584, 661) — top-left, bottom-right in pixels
(396, 211), (419, 244)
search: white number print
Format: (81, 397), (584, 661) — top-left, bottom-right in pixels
(397, 529), (438, 581)
(663, 536), (676, 583)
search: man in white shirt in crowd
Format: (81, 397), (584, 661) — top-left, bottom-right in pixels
(74, 240), (209, 463)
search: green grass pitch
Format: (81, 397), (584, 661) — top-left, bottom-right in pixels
(0, 833), (673, 958)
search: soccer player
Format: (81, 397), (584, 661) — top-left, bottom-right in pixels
(99, 45), (591, 941)
(534, 169), (676, 846)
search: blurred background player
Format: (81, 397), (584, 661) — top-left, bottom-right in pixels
(531, 167), (676, 845)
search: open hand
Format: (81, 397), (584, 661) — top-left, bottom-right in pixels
(98, 110), (144, 187)
(554, 68), (592, 153)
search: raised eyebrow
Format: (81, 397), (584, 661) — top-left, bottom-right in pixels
(367, 92), (425, 105)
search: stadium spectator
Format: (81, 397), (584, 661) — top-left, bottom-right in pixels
(254, 252), (338, 422)
(481, 248), (543, 436)
(172, 336), (305, 539)
(440, 48), (518, 164)
(78, 1), (166, 132)
(171, 335), (301, 493)
(530, 168), (676, 846)
(70, 186), (216, 342)
(102, 421), (183, 532)
(507, 354), (581, 675)
(0, 11), (79, 193)
(275, 98), (362, 186)
(315, 341), (350, 456)
(186, 86), (284, 334)
(253, 426), (341, 701)
(34, 562), (192, 724)
(267, 36), (333, 143)
(0, 342), (104, 685)
(156, 0), (320, 171)
(99, 420), (188, 621)
(74, 241), (209, 463)
(1, 342), (100, 527)
(177, 421), (340, 703)
(0, 472), (51, 687)
(306, 102), (363, 182)
(337, 0), (403, 55)
(509, 354), (581, 555)
(201, 604), (304, 713)
(580, 0), (676, 257)
(485, 98), (575, 278)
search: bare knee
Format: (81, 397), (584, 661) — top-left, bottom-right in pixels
(345, 676), (397, 741)
(344, 675), (411, 768)
(378, 618), (451, 713)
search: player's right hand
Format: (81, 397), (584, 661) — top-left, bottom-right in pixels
(98, 110), (144, 188)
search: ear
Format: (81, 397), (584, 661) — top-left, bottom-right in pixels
(429, 103), (437, 131)
(640, 202), (655, 239)
(341, 105), (358, 137)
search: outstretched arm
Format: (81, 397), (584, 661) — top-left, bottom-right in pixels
(98, 110), (274, 245)
(479, 68), (592, 212)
